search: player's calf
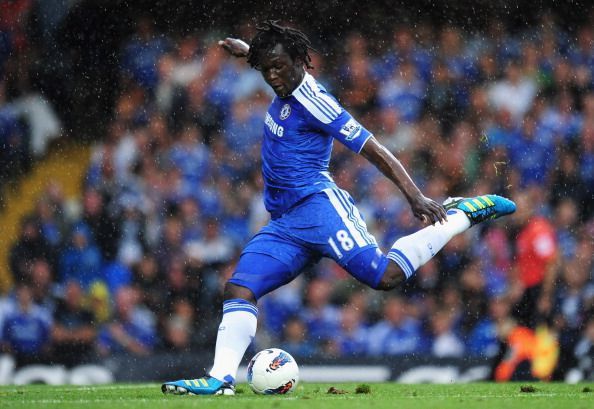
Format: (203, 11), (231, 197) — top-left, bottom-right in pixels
(383, 193), (516, 287)
(376, 263), (407, 290)
(224, 282), (257, 304)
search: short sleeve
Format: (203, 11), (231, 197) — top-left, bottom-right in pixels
(316, 109), (373, 153)
(293, 81), (372, 153)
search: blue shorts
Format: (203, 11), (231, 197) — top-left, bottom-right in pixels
(229, 188), (388, 299)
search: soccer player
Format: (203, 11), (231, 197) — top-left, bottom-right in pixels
(162, 21), (516, 395)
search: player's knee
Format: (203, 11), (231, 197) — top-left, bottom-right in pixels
(224, 282), (257, 304)
(376, 263), (406, 291)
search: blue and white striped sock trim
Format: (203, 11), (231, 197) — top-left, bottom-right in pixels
(223, 299), (258, 317)
(387, 249), (415, 279)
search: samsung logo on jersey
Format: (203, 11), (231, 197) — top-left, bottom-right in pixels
(340, 118), (362, 141)
(265, 112), (284, 137)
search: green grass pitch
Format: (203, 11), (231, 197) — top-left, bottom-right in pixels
(1, 383), (593, 409)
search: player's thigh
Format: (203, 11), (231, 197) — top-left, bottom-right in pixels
(297, 188), (387, 288)
(229, 232), (313, 300)
(314, 188), (378, 262)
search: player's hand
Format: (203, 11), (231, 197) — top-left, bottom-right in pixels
(409, 194), (447, 225)
(218, 37), (250, 58)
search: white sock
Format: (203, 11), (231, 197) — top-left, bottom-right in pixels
(387, 209), (471, 278)
(209, 299), (258, 384)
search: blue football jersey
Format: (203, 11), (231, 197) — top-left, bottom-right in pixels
(261, 72), (373, 218)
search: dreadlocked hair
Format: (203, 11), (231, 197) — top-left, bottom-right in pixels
(247, 20), (315, 70)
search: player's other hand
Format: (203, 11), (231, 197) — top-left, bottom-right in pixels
(409, 194), (447, 225)
(218, 38), (250, 58)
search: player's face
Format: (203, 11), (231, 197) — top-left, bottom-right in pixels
(259, 44), (304, 97)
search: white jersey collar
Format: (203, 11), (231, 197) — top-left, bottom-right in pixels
(290, 71), (314, 97)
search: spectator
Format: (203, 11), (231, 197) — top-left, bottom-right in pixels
(378, 60), (425, 123)
(259, 279), (303, 337)
(467, 296), (512, 358)
(474, 226), (513, 297)
(97, 286), (155, 356)
(0, 284), (52, 366)
(459, 260), (489, 333)
(0, 77), (29, 194)
(552, 259), (594, 351)
(570, 317), (594, 382)
(162, 298), (194, 351)
(9, 216), (55, 284)
(184, 217), (234, 268)
(51, 281), (96, 366)
(549, 148), (585, 213)
(339, 33), (376, 116)
(155, 215), (184, 272)
(509, 190), (559, 327)
(554, 198), (580, 260)
(508, 113), (555, 187)
(58, 222), (103, 290)
(82, 187), (121, 261)
(377, 108), (415, 153)
(116, 206), (147, 267)
(429, 308), (465, 358)
(121, 16), (170, 91)
(579, 121), (594, 219)
(178, 197), (202, 243)
(334, 305), (368, 357)
(35, 195), (66, 250)
(28, 258), (55, 313)
(132, 254), (164, 313)
(101, 259), (132, 297)
(163, 257), (193, 309)
(540, 89), (582, 142)
(488, 60), (538, 121)
(427, 60), (459, 133)
(279, 316), (316, 358)
(367, 296), (423, 356)
(300, 279), (340, 345)
(168, 124), (210, 191)
(155, 34), (203, 113)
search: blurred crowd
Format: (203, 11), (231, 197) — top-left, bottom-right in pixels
(0, 0), (63, 209)
(1, 11), (594, 381)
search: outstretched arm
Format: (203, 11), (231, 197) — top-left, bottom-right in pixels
(218, 38), (250, 57)
(361, 136), (447, 224)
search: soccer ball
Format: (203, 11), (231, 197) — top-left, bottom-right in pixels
(247, 348), (299, 394)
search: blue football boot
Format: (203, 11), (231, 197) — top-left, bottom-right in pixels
(161, 375), (235, 395)
(443, 194), (516, 226)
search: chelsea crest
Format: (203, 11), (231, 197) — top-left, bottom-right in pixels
(280, 104), (291, 120)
